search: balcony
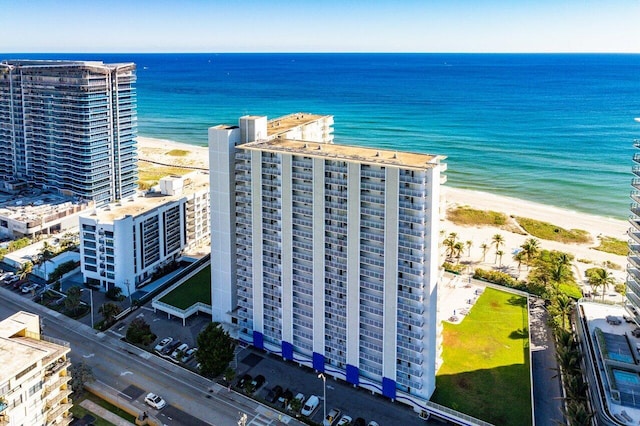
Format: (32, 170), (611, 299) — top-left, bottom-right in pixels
(46, 389), (73, 409)
(46, 403), (72, 423)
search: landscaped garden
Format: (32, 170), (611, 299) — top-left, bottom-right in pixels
(158, 265), (211, 309)
(431, 288), (531, 426)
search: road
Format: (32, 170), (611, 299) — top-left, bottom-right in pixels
(0, 287), (301, 426)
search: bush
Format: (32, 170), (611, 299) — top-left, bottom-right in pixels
(594, 236), (628, 256)
(473, 268), (527, 291)
(49, 260), (80, 282)
(442, 261), (465, 274)
(106, 287), (124, 301)
(615, 283), (626, 295)
(126, 318), (156, 345)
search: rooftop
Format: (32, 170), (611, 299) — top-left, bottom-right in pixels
(265, 112), (331, 138)
(0, 190), (91, 223)
(240, 138), (444, 170)
(86, 170), (209, 223)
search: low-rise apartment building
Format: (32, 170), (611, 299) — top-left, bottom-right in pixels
(0, 311), (72, 426)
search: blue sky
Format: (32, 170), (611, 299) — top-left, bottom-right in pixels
(2, 0), (639, 53)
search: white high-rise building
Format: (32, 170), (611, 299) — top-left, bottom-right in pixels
(209, 113), (445, 411)
(79, 171), (210, 294)
(0, 311), (73, 426)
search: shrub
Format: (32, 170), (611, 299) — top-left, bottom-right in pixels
(615, 283), (626, 295)
(106, 287), (124, 301)
(473, 268), (527, 291)
(49, 260), (80, 282)
(442, 261), (465, 274)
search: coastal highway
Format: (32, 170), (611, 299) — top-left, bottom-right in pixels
(0, 288), (301, 426)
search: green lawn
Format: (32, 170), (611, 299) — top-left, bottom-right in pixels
(159, 266), (211, 309)
(71, 392), (137, 425)
(431, 288), (532, 426)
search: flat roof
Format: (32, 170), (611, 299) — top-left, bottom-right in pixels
(240, 139), (444, 170)
(265, 113), (331, 138)
(86, 171), (209, 223)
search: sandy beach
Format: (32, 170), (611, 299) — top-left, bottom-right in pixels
(138, 136), (630, 293)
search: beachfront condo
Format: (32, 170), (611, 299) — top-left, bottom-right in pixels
(0, 311), (73, 426)
(209, 113), (446, 412)
(628, 118), (640, 319)
(79, 171), (210, 295)
(0, 60), (137, 205)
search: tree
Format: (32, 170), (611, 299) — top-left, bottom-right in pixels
(496, 250), (504, 266)
(586, 267), (616, 301)
(64, 286), (83, 316)
(453, 241), (465, 263)
(17, 261), (33, 280)
(196, 322), (235, 378)
(554, 293), (575, 330)
(513, 251), (525, 271)
(465, 240), (473, 257)
(492, 234), (504, 262)
(480, 243), (489, 262)
(520, 238), (540, 268)
(37, 241), (56, 283)
(69, 361), (94, 397)
(126, 318), (156, 345)
(442, 237), (456, 260)
(99, 302), (122, 327)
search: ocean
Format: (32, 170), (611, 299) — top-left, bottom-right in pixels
(8, 53), (640, 219)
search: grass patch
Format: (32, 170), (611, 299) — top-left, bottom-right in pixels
(593, 236), (628, 256)
(515, 217), (591, 244)
(166, 149), (189, 157)
(85, 392), (137, 423)
(159, 266), (211, 309)
(558, 282), (583, 299)
(431, 288), (531, 426)
(138, 163), (192, 190)
(447, 206), (508, 227)
(70, 403), (116, 426)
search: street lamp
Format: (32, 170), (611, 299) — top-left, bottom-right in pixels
(81, 288), (94, 329)
(318, 373), (326, 421)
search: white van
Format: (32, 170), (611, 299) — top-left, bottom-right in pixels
(301, 395), (320, 416)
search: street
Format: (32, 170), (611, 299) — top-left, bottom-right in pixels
(0, 287), (301, 426)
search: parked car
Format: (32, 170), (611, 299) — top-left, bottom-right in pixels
(367, 421), (379, 426)
(12, 279), (26, 289)
(301, 395), (320, 416)
(266, 385), (283, 403)
(250, 374), (265, 391)
(182, 347), (197, 363)
(237, 374), (252, 389)
(5, 276), (20, 286)
(0, 272), (14, 282)
(633, 328), (640, 338)
(154, 337), (173, 352)
(353, 418), (366, 426)
(171, 343), (189, 360)
(144, 392), (166, 410)
(277, 388), (293, 406)
(337, 415), (353, 426)
(21, 283), (38, 293)
(161, 340), (181, 355)
(323, 408), (342, 426)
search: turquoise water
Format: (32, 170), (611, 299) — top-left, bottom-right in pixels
(609, 352), (634, 364)
(7, 53), (640, 218)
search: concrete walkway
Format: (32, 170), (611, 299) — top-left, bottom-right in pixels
(79, 399), (134, 425)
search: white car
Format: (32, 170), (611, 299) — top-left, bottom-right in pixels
(21, 283), (38, 293)
(301, 395), (319, 417)
(337, 415), (353, 426)
(154, 337), (173, 352)
(171, 343), (189, 360)
(144, 392), (166, 410)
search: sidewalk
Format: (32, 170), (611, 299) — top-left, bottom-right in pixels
(79, 399), (133, 426)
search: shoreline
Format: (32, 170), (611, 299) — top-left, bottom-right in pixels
(138, 135), (630, 289)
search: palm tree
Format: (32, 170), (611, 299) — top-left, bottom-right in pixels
(64, 286), (83, 315)
(588, 268), (616, 301)
(99, 302), (122, 327)
(37, 242), (56, 283)
(492, 234), (504, 262)
(17, 261), (33, 281)
(496, 250), (504, 266)
(442, 237), (456, 260)
(480, 243), (489, 262)
(513, 251), (525, 271)
(520, 238), (540, 269)
(453, 242), (465, 263)
(465, 240), (473, 257)
(555, 294), (575, 330)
